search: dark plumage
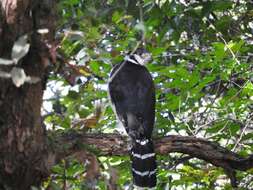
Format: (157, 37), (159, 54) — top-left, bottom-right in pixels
(108, 50), (156, 188)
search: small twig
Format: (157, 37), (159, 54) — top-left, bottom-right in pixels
(232, 114), (252, 151)
(207, 120), (230, 139)
(206, 18), (240, 65)
(227, 80), (249, 102)
(138, 0), (145, 43)
(172, 155), (193, 169)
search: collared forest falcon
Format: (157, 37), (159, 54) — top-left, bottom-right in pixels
(108, 48), (156, 188)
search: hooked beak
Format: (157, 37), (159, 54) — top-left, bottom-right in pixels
(141, 53), (152, 64)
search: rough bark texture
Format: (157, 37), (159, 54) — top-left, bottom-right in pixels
(0, 0), (56, 189)
(53, 132), (253, 171)
(53, 132), (253, 187)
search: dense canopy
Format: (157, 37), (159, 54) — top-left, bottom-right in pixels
(39, 1), (253, 189)
(0, 0), (252, 190)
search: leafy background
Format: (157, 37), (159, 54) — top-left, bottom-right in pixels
(42, 0), (253, 189)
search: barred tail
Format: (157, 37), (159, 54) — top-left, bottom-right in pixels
(131, 139), (157, 188)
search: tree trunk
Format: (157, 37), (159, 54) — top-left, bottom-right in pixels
(0, 1), (56, 189)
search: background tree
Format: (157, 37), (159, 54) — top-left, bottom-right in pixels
(0, 0), (253, 190)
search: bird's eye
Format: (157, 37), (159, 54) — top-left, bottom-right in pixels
(142, 53), (151, 61)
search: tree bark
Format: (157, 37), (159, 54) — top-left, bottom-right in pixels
(52, 132), (253, 187)
(0, 0), (56, 189)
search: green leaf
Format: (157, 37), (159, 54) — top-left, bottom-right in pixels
(50, 182), (62, 190)
(242, 82), (253, 96)
(229, 123), (240, 136)
(112, 11), (121, 23)
(210, 1), (233, 11)
(213, 42), (225, 60)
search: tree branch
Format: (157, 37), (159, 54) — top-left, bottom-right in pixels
(52, 132), (253, 187)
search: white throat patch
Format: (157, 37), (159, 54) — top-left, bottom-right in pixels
(124, 54), (145, 66)
(133, 54), (145, 65)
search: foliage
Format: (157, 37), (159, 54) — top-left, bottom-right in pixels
(42, 0), (253, 189)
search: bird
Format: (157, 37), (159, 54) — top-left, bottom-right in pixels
(108, 48), (156, 189)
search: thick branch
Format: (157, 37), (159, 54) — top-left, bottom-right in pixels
(50, 132), (253, 187)
(52, 132), (253, 172)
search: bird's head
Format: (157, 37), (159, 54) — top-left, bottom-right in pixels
(132, 48), (152, 66)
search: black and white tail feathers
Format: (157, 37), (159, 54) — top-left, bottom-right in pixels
(131, 139), (156, 189)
